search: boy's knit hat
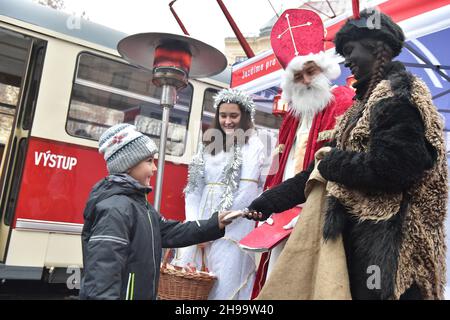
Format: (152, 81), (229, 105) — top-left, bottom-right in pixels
(98, 123), (158, 174)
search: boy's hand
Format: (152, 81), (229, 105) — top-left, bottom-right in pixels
(218, 211), (235, 229)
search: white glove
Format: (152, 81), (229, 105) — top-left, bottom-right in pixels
(283, 215), (299, 230)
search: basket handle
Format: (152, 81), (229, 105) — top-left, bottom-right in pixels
(200, 247), (207, 272)
(162, 248), (172, 269)
(161, 247), (209, 272)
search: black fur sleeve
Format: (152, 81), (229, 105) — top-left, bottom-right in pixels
(318, 98), (437, 194)
(248, 161), (315, 218)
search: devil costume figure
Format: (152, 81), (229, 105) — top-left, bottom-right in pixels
(249, 9), (448, 300)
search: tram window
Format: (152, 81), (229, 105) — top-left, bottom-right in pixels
(66, 52), (193, 156)
(0, 99), (16, 145)
(201, 88), (218, 133)
(0, 28), (30, 146)
(254, 109), (282, 130)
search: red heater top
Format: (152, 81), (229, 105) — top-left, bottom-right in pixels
(117, 32), (227, 79)
(153, 45), (192, 74)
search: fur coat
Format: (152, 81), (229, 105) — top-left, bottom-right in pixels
(318, 63), (448, 299)
(248, 63), (447, 300)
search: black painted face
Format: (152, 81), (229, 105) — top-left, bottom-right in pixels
(342, 40), (377, 80)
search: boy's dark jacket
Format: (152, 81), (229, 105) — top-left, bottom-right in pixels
(79, 174), (224, 300)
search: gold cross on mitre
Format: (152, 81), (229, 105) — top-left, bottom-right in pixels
(270, 9), (325, 69)
(276, 13), (312, 56)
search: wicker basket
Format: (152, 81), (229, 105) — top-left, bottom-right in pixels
(158, 247), (216, 300)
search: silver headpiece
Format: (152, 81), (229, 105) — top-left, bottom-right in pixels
(213, 88), (256, 123)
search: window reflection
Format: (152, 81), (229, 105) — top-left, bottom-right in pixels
(66, 53), (193, 156)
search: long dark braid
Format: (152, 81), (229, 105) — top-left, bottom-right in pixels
(340, 40), (393, 147)
(361, 40), (393, 104)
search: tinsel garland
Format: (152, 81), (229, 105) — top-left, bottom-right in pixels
(183, 143), (243, 212)
(183, 144), (205, 194)
(218, 144), (242, 211)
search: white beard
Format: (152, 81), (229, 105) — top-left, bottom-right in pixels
(282, 73), (334, 120)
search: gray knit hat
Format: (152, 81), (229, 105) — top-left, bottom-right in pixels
(98, 123), (158, 174)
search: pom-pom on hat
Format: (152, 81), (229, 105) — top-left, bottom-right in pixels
(98, 123), (158, 174)
(334, 8), (405, 58)
(213, 88), (256, 123)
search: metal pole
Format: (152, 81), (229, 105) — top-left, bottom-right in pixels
(267, 0), (279, 18)
(154, 84), (177, 212)
(216, 0), (255, 58)
(169, 0), (190, 35)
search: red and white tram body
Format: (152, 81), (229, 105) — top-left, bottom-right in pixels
(0, 1), (281, 281)
(1, 0), (448, 286)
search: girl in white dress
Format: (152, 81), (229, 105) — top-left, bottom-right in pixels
(172, 89), (266, 300)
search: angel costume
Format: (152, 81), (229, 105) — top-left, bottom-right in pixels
(172, 133), (266, 300)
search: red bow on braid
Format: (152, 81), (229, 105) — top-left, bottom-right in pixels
(109, 133), (128, 147)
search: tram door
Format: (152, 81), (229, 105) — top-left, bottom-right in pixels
(0, 27), (46, 262)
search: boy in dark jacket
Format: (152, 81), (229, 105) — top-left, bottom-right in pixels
(80, 123), (230, 300)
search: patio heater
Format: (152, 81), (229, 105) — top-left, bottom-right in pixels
(117, 33), (227, 211)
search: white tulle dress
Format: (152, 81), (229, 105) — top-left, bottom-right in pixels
(172, 134), (266, 300)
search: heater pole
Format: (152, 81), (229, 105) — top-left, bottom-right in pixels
(154, 84), (177, 212)
(117, 32), (227, 213)
(216, 0), (255, 58)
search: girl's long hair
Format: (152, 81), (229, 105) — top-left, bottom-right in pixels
(203, 102), (254, 155)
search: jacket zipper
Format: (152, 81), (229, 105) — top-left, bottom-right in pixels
(146, 201), (157, 298)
